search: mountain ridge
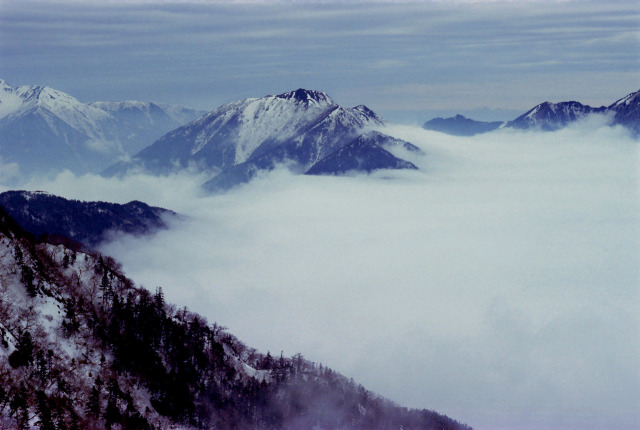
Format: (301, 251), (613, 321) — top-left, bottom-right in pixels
(505, 100), (606, 131)
(0, 190), (176, 247)
(423, 114), (503, 136)
(0, 79), (205, 176)
(423, 89), (640, 136)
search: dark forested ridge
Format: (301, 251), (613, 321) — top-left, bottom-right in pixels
(0, 205), (472, 430)
(0, 190), (176, 248)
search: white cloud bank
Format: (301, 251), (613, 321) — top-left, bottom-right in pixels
(5, 119), (639, 430)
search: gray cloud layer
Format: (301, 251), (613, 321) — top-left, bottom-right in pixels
(0, 1), (638, 121)
(5, 118), (638, 430)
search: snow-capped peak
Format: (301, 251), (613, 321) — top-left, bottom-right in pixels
(185, 89), (341, 164)
(276, 88), (335, 106)
(16, 85), (79, 106)
(12, 84), (113, 137)
(508, 99), (600, 131)
(352, 105), (384, 125)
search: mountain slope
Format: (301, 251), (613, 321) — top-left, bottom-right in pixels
(422, 114), (503, 136)
(0, 79), (204, 176)
(607, 89), (640, 135)
(305, 131), (419, 176)
(0, 190), (176, 247)
(88, 100), (206, 155)
(0, 204), (472, 430)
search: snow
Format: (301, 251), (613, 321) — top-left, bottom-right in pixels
(241, 363), (271, 383)
(525, 103), (542, 120)
(234, 95), (335, 163)
(38, 295), (64, 340)
(2, 83), (115, 141)
(0, 80), (23, 120)
(187, 92), (340, 164)
(91, 100), (151, 111)
(609, 90), (640, 109)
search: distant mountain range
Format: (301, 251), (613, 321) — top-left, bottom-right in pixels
(107, 88), (422, 191)
(0, 80), (422, 189)
(422, 115), (503, 136)
(0, 199), (472, 430)
(2, 80), (636, 190)
(0, 190), (176, 247)
(0, 79), (205, 175)
(423, 89), (640, 136)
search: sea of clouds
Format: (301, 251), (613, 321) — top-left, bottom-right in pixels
(2, 118), (638, 430)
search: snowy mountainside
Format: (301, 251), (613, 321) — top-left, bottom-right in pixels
(305, 131), (419, 176)
(105, 88), (419, 191)
(0, 205), (472, 430)
(0, 190), (176, 247)
(607, 89), (640, 135)
(12, 84), (115, 138)
(0, 79), (205, 176)
(505, 100), (606, 131)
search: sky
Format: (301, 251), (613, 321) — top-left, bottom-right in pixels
(7, 117), (639, 430)
(0, 0), (638, 122)
(0, 1), (639, 429)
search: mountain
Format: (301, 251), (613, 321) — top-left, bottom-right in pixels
(0, 80), (120, 174)
(422, 114), (503, 136)
(0, 190), (176, 247)
(0, 79), (204, 176)
(423, 89), (640, 136)
(305, 131), (419, 176)
(88, 101), (206, 155)
(607, 89), (640, 135)
(0, 205), (472, 430)
(505, 101), (606, 131)
(105, 89), (420, 191)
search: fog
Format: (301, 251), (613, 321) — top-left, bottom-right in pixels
(3, 120), (638, 430)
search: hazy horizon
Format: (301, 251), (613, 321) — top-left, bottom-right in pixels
(1, 0), (638, 122)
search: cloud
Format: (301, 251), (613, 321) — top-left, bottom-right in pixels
(0, 169), (209, 207)
(0, 159), (21, 184)
(1, 1), (637, 114)
(4, 119), (629, 430)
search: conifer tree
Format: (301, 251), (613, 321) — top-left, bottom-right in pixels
(35, 390), (55, 430)
(87, 386), (100, 417)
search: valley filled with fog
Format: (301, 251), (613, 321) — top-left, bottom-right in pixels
(2, 119), (638, 430)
